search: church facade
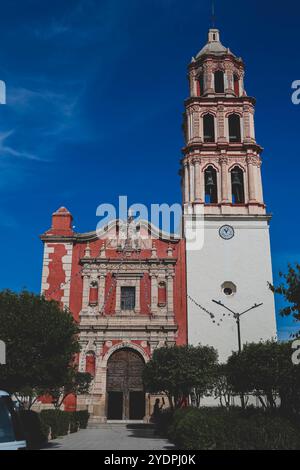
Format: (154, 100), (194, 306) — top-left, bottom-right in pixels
(40, 210), (187, 422)
(40, 29), (277, 422)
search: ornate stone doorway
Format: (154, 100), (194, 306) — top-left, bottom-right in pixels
(106, 348), (145, 421)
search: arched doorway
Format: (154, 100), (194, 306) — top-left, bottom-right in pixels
(106, 348), (145, 421)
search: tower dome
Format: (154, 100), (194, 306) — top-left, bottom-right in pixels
(195, 28), (235, 59)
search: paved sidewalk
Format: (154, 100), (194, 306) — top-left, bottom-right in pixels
(42, 424), (174, 451)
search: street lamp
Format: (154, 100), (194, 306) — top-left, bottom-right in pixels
(212, 300), (263, 353)
(212, 300), (263, 409)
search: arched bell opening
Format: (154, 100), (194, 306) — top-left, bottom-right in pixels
(204, 166), (218, 204)
(231, 166), (245, 204)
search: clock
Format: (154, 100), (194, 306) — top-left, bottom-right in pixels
(219, 225), (235, 240)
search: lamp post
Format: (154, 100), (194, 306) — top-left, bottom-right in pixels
(212, 300), (263, 409)
(212, 300), (263, 353)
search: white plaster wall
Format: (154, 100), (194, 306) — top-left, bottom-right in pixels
(186, 217), (277, 363)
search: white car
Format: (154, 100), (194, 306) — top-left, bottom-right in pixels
(0, 391), (27, 450)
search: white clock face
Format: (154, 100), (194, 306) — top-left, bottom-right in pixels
(219, 225), (235, 240)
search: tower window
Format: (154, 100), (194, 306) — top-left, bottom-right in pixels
(214, 71), (225, 94)
(121, 287), (136, 310)
(234, 75), (240, 96)
(231, 167), (245, 204)
(197, 73), (204, 96)
(203, 114), (215, 143)
(228, 114), (241, 143)
(205, 166), (218, 204)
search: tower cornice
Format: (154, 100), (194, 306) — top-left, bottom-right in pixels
(184, 96), (256, 107)
(181, 142), (263, 156)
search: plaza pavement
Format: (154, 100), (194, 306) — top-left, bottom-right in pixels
(42, 423), (174, 451)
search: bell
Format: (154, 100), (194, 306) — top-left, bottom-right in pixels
(206, 171), (215, 191)
(232, 171), (242, 187)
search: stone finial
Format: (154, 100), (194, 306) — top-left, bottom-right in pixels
(151, 241), (158, 259)
(99, 242), (106, 259)
(167, 244), (173, 257)
(84, 242), (91, 258)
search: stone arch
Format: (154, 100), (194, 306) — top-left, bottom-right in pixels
(106, 346), (147, 421)
(201, 162), (219, 173)
(228, 162), (246, 173)
(102, 342), (150, 368)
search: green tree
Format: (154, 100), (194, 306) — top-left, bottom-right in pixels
(227, 340), (300, 413)
(48, 371), (92, 409)
(213, 364), (234, 408)
(0, 290), (80, 408)
(270, 263), (300, 327)
(143, 345), (218, 409)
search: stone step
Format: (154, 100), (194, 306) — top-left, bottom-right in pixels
(88, 421), (154, 429)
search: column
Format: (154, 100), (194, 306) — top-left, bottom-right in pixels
(247, 154), (258, 203)
(135, 279), (141, 314)
(243, 105), (251, 142)
(184, 162), (190, 204)
(225, 63), (234, 94)
(204, 62), (214, 94)
(219, 155), (229, 203)
(193, 157), (203, 202)
(82, 274), (90, 310)
(78, 342), (88, 372)
(93, 341), (104, 395)
(98, 274), (106, 314)
(150, 274), (158, 315)
(167, 273), (174, 315)
(115, 280), (121, 313)
(217, 105), (226, 143)
(189, 69), (197, 97)
(189, 162), (195, 203)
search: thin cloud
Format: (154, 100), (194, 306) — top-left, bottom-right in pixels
(0, 130), (42, 161)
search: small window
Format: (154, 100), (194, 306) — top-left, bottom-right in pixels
(121, 287), (136, 310)
(222, 282), (237, 297)
(228, 114), (241, 143)
(234, 75), (240, 96)
(214, 71), (225, 94)
(205, 166), (218, 204)
(203, 114), (215, 143)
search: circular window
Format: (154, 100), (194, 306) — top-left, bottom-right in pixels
(221, 282), (237, 297)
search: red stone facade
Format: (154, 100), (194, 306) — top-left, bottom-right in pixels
(40, 208), (187, 421)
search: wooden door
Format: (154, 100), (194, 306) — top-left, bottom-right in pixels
(107, 348), (145, 420)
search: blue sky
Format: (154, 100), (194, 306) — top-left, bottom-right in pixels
(0, 0), (299, 339)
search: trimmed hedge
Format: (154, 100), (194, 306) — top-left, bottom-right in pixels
(168, 407), (300, 450)
(19, 410), (49, 450)
(40, 409), (90, 439)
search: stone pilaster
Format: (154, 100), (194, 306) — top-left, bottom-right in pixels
(150, 273), (158, 315)
(219, 155), (229, 203)
(167, 273), (174, 315)
(184, 162), (190, 204)
(82, 274), (90, 310)
(246, 154), (259, 203)
(193, 157), (203, 202)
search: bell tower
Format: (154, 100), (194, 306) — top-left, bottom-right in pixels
(182, 29), (277, 361)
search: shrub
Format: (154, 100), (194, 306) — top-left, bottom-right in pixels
(19, 410), (49, 450)
(39, 409), (90, 440)
(168, 407), (300, 450)
(154, 409), (174, 435)
(40, 410), (70, 439)
(76, 410), (90, 429)
(69, 412), (80, 434)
